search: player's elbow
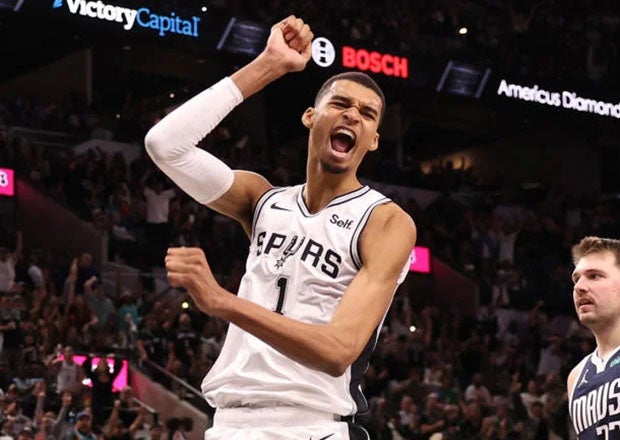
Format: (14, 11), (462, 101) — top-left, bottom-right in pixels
(323, 344), (358, 377)
(144, 127), (166, 161)
(323, 358), (349, 377)
(144, 126), (179, 164)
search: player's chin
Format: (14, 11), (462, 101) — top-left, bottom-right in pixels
(577, 313), (597, 326)
(320, 159), (348, 174)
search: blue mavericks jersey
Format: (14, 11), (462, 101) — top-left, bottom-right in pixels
(569, 348), (620, 439)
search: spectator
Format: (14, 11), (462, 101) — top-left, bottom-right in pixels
(140, 171), (177, 268)
(83, 276), (116, 334)
(116, 386), (139, 429)
(420, 392), (446, 439)
(459, 401), (484, 439)
(103, 400), (146, 440)
(465, 372), (494, 409)
(33, 411), (58, 440)
(59, 409), (96, 440)
(117, 291), (139, 349)
(82, 354), (123, 426)
(74, 254), (99, 296)
(146, 423), (164, 440)
(136, 316), (167, 368)
(397, 394), (419, 437)
(0, 295), (23, 370)
(171, 314), (199, 367)
(481, 401), (519, 439)
(521, 401), (549, 440)
(49, 391), (80, 440)
(50, 346), (84, 396)
(0, 231), (21, 293)
(520, 378), (545, 419)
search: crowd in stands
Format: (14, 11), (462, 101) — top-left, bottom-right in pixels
(3, 88), (620, 438)
(2, 1), (620, 439)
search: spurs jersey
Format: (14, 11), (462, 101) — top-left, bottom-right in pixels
(202, 184), (410, 416)
(569, 347), (620, 439)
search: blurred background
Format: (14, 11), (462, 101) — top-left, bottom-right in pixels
(0, 1), (618, 439)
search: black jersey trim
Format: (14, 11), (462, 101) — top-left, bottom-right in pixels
(349, 198), (391, 269)
(296, 185), (371, 218)
(251, 187), (287, 239)
(348, 326), (381, 417)
(328, 186), (371, 208)
(346, 421), (371, 440)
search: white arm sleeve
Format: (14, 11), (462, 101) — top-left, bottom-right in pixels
(144, 77), (243, 205)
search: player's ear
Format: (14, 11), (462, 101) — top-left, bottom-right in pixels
(368, 132), (379, 151)
(301, 107), (314, 129)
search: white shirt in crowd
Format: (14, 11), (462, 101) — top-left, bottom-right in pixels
(143, 187), (176, 224)
(0, 257), (16, 292)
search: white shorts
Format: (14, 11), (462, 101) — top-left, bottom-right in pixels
(204, 407), (369, 440)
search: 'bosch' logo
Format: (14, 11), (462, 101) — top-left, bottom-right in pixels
(342, 46), (409, 78)
(312, 37), (336, 67)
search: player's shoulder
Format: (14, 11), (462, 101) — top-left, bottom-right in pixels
(567, 355), (590, 399)
(568, 359), (585, 382)
(369, 200), (416, 236)
(360, 202), (416, 262)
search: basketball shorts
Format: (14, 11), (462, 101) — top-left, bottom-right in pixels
(204, 406), (369, 440)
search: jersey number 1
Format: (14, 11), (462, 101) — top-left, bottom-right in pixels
(275, 277), (288, 314)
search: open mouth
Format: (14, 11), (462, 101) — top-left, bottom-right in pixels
(577, 298), (594, 308)
(330, 127), (356, 154)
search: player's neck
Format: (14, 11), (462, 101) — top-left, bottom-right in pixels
(594, 323), (620, 360)
(304, 172), (362, 214)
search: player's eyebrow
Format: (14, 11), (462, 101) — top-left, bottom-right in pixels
(330, 94), (380, 119)
(572, 268), (604, 283)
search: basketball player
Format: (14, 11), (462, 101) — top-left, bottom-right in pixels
(567, 236), (620, 439)
(145, 15), (416, 440)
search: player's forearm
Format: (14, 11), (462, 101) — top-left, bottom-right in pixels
(214, 291), (356, 377)
(230, 53), (287, 99)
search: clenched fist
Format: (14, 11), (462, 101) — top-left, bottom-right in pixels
(264, 15), (314, 73)
(165, 247), (229, 315)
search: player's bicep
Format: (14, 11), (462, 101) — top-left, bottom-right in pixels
(567, 363), (583, 401)
(330, 206), (416, 358)
(207, 170), (272, 234)
(360, 205), (416, 283)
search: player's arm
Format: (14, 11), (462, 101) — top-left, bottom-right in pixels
(166, 203), (416, 376)
(144, 16), (312, 233)
(567, 361), (584, 401)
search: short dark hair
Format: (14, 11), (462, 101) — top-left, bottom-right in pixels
(571, 236), (620, 266)
(314, 72), (386, 125)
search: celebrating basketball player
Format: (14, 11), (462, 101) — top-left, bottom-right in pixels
(145, 15), (416, 440)
(567, 236), (620, 439)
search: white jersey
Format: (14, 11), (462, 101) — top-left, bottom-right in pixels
(56, 360), (79, 393)
(202, 184), (410, 416)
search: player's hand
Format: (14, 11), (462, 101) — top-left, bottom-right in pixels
(264, 15), (314, 73)
(165, 247), (226, 315)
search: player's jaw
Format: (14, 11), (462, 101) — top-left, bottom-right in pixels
(575, 293), (620, 329)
